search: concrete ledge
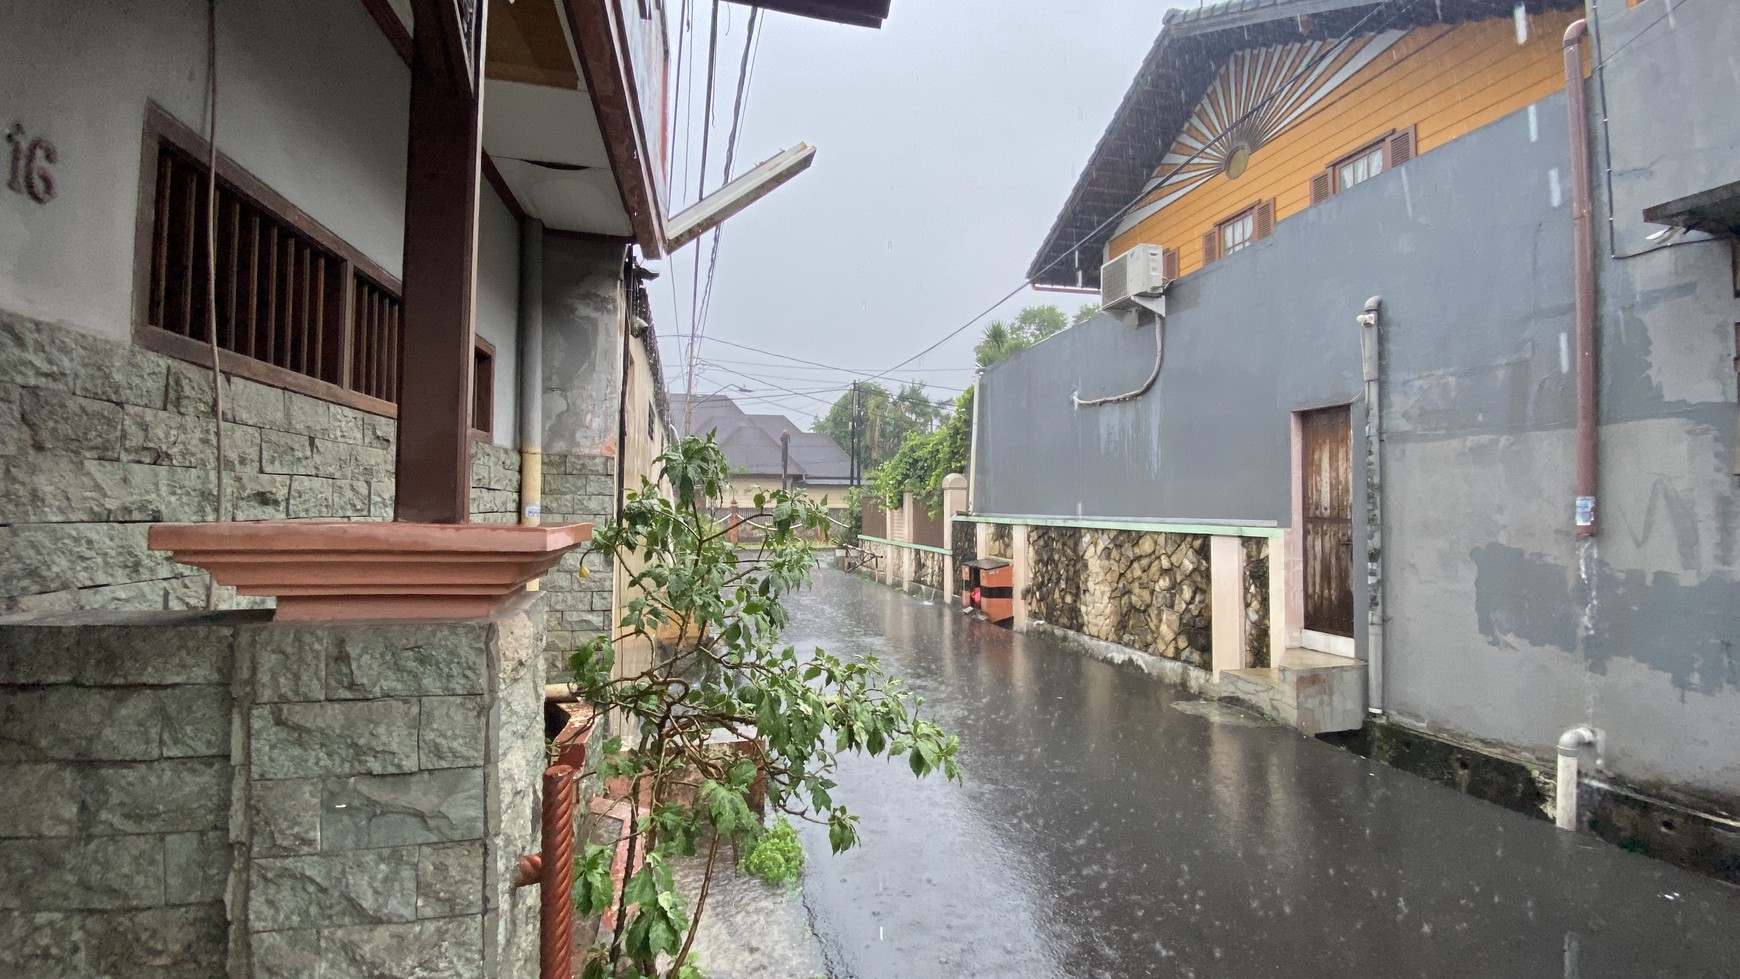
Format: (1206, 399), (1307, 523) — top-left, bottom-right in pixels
(1025, 621), (1222, 698)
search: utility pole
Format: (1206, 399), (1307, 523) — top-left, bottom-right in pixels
(849, 380), (860, 486)
(780, 431), (791, 493)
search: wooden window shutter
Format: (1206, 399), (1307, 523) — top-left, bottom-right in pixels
(1254, 199), (1276, 240)
(1162, 247), (1179, 280)
(1387, 125), (1417, 168)
(1310, 169), (1333, 205)
(1202, 230), (1219, 266)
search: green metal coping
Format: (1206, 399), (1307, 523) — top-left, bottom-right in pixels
(957, 514), (1282, 538)
(857, 535), (952, 556)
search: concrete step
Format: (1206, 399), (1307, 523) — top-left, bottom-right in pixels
(1220, 649), (1367, 735)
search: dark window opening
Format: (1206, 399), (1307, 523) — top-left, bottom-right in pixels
(472, 337), (495, 436)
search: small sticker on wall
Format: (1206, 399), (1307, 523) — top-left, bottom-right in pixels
(524, 503), (541, 518)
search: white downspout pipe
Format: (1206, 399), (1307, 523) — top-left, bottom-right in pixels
(967, 369), (984, 511)
(1555, 725), (1598, 830)
(1358, 296), (1386, 714)
(517, 216), (544, 527)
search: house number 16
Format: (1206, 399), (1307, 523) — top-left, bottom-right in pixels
(6, 123), (57, 204)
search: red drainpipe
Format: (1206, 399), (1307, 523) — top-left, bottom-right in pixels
(1565, 19), (1598, 537)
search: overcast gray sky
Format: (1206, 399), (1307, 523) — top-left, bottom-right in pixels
(652, 1), (1179, 427)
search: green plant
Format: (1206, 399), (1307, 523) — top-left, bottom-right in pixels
(866, 387), (973, 515)
(832, 486), (864, 546)
(566, 435), (960, 979)
(972, 304), (1070, 368)
(740, 817), (805, 887)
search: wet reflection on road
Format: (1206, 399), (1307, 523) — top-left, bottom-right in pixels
(784, 568), (1740, 979)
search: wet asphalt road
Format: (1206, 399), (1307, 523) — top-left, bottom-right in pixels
(781, 568), (1740, 979)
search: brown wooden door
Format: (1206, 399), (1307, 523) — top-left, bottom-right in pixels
(1302, 406), (1354, 638)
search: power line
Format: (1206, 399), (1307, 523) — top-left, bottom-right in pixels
(686, 363), (960, 410)
(671, 335), (976, 380)
(698, 354), (976, 374)
(699, 365), (964, 390)
(681, 0), (722, 425)
(858, 0), (1422, 382)
(694, 7), (762, 339)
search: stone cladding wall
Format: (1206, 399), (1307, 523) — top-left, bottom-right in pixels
(539, 452), (616, 681)
(0, 312), (610, 686)
(911, 549), (942, 592)
(0, 312), (526, 613)
(1026, 528), (1213, 668)
(1027, 526), (1086, 632)
(986, 523), (1012, 559)
(469, 442), (523, 524)
(0, 606), (545, 979)
(1244, 537), (1272, 669)
(0, 613), (234, 977)
(950, 519), (975, 572)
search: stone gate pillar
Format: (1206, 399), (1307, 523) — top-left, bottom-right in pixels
(940, 474), (967, 602)
(0, 603), (547, 979)
(1011, 524), (1032, 632)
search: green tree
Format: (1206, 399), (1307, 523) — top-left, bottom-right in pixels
(569, 435), (960, 978)
(813, 380), (947, 473)
(1073, 302), (1101, 325)
(867, 386), (973, 515)
(973, 303), (1073, 368)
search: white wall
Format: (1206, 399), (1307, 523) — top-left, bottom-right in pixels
(0, 0), (410, 342)
(475, 191), (521, 448)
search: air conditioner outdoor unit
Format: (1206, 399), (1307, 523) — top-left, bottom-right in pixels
(1100, 244), (1168, 322)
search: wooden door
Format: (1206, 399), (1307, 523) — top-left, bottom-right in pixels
(1301, 406), (1354, 638)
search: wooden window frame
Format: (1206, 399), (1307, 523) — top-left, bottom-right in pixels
(1311, 126), (1417, 205)
(471, 336), (495, 438)
(1329, 134), (1390, 192)
(1220, 206), (1257, 254)
(130, 103), (402, 418)
(1202, 199), (1275, 266)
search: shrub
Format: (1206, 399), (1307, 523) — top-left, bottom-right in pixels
(741, 817), (805, 887)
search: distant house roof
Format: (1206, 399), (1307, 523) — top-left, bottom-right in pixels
(1028, 0), (1581, 288)
(669, 394), (853, 484)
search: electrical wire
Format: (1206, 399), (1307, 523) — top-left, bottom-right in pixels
(203, 0), (228, 610)
(859, 0), (1423, 383)
(694, 8), (762, 338)
(1587, 0), (1721, 260)
(667, 0), (690, 190)
(682, 0), (723, 422)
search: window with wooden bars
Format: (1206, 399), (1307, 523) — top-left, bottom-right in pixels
(1310, 126), (1417, 205)
(133, 106), (404, 415)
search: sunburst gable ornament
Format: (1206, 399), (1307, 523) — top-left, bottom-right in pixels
(1115, 29), (1405, 235)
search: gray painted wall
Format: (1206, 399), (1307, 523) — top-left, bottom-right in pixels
(978, 88), (1740, 804)
(476, 193), (522, 448)
(0, 0), (410, 344)
(542, 236), (626, 457)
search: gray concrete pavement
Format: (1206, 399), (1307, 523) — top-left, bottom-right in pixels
(782, 568), (1740, 979)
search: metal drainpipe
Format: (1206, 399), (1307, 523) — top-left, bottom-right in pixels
(967, 369), (984, 511)
(1556, 725), (1598, 831)
(1565, 19), (1599, 537)
(1358, 296), (1386, 715)
(517, 217), (544, 530)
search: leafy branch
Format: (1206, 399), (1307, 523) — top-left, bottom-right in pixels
(566, 435), (961, 978)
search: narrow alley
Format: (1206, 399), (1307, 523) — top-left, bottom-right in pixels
(784, 569), (1740, 979)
